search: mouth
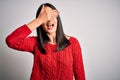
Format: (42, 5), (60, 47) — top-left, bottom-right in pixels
(46, 22), (54, 30)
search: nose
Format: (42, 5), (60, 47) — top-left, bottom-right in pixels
(48, 18), (56, 22)
(48, 20), (51, 22)
(47, 20), (53, 24)
(48, 19), (53, 22)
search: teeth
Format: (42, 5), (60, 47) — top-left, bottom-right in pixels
(47, 23), (54, 27)
(46, 23), (54, 30)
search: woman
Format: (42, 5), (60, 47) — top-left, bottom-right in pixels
(6, 3), (85, 80)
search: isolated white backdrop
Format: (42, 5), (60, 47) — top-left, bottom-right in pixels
(0, 0), (120, 80)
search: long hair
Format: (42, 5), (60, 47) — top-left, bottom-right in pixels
(36, 3), (70, 54)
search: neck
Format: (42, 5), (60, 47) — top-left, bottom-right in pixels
(47, 33), (56, 44)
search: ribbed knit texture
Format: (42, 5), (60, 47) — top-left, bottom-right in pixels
(6, 25), (85, 80)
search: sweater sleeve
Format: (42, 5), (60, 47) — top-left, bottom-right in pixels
(72, 38), (85, 80)
(6, 25), (37, 53)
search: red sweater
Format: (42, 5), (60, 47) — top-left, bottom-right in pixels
(6, 25), (85, 80)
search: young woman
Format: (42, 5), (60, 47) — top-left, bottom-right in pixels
(6, 3), (85, 80)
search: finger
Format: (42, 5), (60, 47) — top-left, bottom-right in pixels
(53, 10), (59, 17)
(41, 5), (45, 13)
(48, 14), (52, 20)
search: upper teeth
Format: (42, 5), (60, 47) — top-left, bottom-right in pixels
(47, 24), (54, 26)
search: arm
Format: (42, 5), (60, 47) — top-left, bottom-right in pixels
(73, 38), (86, 80)
(6, 25), (37, 53)
(27, 5), (59, 31)
(6, 5), (59, 53)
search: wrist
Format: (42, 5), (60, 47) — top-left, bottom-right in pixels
(36, 18), (43, 25)
(27, 18), (42, 31)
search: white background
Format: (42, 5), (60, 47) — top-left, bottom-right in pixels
(0, 0), (120, 80)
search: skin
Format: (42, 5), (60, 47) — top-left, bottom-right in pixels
(27, 5), (59, 44)
(42, 7), (58, 44)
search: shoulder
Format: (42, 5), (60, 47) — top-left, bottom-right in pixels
(66, 35), (77, 41)
(68, 36), (81, 47)
(65, 35), (80, 45)
(68, 36), (82, 50)
(68, 36), (80, 44)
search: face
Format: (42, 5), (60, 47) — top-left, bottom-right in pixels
(42, 7), (58, 34)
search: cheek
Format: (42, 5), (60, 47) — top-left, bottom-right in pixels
(54, 19), (58, 27)
(54, 22), (58, 30)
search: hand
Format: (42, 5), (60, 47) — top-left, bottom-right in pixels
(27, 5), (59, 31)
(37, 5), (59, 24)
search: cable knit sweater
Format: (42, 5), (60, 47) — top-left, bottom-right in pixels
(6, 25), (85, 80)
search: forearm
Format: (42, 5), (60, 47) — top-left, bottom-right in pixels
(6, 25), (31, 49)
(27, 18), (43, 31)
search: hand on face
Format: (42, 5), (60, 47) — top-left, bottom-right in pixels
(38, 5), (59, 24)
